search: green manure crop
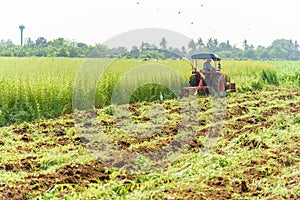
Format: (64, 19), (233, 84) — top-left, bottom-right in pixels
(0, 57), (299, 126)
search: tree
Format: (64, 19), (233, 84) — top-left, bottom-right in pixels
(269, 45), (288, 60)
(24, 38), (35, 48)
(23, 38), (35, 56)
(243, 44), (255, 59)
(88, 44), (109, 58)
(213, 39), (218, 51)
(206, 38), (214, 51)
(268, 39), (300, 60)
(256, 45), (269, 60)
(49, 38), (68, 49)
(219, 40), (233, 51)
(188, 39), (196, 51)
(35, 37), (47, 47)
(140, 41), (145, 50)
(110, 47), (128, 57)
(295, 41), (299, 50)
(142, 42), (152, 50)
(160, 37), (167, 49)
(181, 46), (186, 55)
(243, 39), (249, 49)
(130, 46), (140, 58)
(0, 39), (15, 56)
(197, 38), (204, 50)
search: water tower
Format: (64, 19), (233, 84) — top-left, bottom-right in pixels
(19, 25), (25, 46)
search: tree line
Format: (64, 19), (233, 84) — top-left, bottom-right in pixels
(0, 36), (299, 60)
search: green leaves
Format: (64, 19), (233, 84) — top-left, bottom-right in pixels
(261, 70), (279, 86)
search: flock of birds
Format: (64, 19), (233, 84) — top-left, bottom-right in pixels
(135, 1), (205, 25)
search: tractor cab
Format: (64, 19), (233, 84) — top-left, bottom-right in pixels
(191, 53), (222, 72)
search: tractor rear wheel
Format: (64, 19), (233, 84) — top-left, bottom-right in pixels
(212, 74), (226, 97)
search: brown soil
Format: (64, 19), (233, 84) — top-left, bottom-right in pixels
(0, 160), (110, 200)
(164, 177), (250, 200)
(241, 139), (269, 149)
(0, 156), (40, 172)
(129, 103), (141, 116)
(164, 188), (204, 200)
(16, 145), (32, 153)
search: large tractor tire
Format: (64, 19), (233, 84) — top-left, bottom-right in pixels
(189, 74), (200, 87)
(212, 74), (226, 97)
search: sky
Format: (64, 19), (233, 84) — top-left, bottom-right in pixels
(1, 0), (299, 48)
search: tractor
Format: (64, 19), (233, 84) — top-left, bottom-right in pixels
(181, 53), (236, 97)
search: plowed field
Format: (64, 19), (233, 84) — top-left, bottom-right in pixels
(1, 88), (299, 199)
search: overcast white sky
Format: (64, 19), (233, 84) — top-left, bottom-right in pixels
(1, 0), (299, 48)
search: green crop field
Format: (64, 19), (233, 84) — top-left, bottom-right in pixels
(0, 57), (299, 199)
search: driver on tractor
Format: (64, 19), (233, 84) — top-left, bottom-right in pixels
(203, 58), (215, 71)
(202, 58), (216, 86)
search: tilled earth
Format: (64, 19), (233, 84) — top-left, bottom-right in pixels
(0, 89), (299, 199)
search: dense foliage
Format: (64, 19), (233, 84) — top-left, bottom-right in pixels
(0, 57), (300, 127)
(1, 37), (300, 60)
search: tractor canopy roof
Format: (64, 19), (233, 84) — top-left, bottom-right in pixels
(191, 53), (221, 61)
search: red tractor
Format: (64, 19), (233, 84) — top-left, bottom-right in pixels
(181, 53), (236, 97)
